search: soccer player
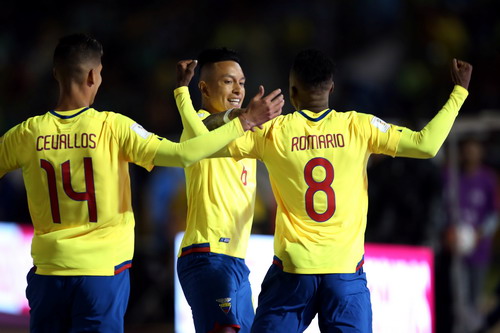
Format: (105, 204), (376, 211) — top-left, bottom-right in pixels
(0, 34), (281, 333)
(174, 49), (283, 333)
(175, 49), (472, 332)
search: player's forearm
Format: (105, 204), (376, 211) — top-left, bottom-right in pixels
(203, 108), (245, 131)
(153, 118), (244, 168)
(174, 86), (209, 139)
(395, 85), (469, 158)
(207, 146), (232, 158)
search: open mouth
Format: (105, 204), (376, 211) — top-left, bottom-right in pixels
(228, 99), (241, 106)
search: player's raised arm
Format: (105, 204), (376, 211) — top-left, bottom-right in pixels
(395, 59), (472, 158)
(175, 59), (209, 138)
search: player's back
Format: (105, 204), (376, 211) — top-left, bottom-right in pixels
(0, 107), (160, 275)
(232, 108), (400, 274)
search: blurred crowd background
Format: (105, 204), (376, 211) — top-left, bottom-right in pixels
(1, 0), (499, 332)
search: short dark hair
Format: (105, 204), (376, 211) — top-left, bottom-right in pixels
(53, 33), (103, 79)
(291, 49), (335, 90)
(198, 47), (240, 74)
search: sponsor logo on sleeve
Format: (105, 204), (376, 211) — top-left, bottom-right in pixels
(131, 123), (152, 139)
(370, 116), (391, 133)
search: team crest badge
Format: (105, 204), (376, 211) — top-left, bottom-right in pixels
(216, 298), (232, 314)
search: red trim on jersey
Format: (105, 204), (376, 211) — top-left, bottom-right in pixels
(356, 259), (364, 271)
(114, 263), (132, 275)
(272, 256), (284, 270)
(180, 243), (211, 256)
(181, 247), (211, 256)
(208, 322), (241, 333)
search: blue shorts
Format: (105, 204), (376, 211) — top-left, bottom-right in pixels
(251, 263), (372, 333)
(177, 252), (254, 333)
(26, 267), (130, 333)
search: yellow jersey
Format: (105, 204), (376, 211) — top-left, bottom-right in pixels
(228, 109), (402, 273)
(177, 92), (257, 259)
(175, 85), (468, 274)
(0, 108), (162, 276)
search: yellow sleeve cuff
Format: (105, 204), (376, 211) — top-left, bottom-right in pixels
(174, 86), (189, 97)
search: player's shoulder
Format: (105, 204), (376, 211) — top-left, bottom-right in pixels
(86, 108), (119, 120)
(3, 112), (50, 136)
(270, 113), (299, 127)
(334, 110), (381, 127)
(91, 109), (137, 126)
(333, 109), (371, 121)
(277, 109), (363, 125)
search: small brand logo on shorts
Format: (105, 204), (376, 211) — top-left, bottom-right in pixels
(216, 297), (232, 314)
(219, 237), (230, 243)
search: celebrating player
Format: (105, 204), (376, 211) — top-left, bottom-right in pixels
(175, 49), (472, 332)
(174, 48), (284, 333)
(0, 34), (281, 333)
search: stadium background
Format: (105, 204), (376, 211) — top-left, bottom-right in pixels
(1, 0), (499, 332)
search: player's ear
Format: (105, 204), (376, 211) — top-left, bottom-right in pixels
(290, 85), (298, 99)
(329, 81), (334, 95)
(199, 80), (210, 98)
(86, 69), (96, 87)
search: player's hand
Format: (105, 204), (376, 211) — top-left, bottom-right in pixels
(177, 60), (197, 87)
(451, 58), (472, 90)
(239, 86), (284, 131)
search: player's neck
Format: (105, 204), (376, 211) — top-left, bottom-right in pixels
(294, 91), (330, 113)
(54, 86), (92, 111)
(297, 100), (330, 113)
(201, 102), (223, 114)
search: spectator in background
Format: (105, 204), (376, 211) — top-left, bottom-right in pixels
(442, 137), (499, 332)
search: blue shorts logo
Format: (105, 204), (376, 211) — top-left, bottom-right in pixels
(216, 297), (232, 314)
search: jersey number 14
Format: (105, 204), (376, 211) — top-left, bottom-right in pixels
(304, 157), (336, 222)
(41, 158), (97, 223)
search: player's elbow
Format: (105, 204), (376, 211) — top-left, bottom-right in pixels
(418, 146), (439, 159)
(414, 134), (441, 158)
(178, 157), (194, 168)
(153, 152), (189, 168)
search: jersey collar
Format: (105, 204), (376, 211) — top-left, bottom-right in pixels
(50, 107), (90, 119)
(298, 109), (332, 122)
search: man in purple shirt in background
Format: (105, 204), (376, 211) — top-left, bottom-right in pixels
(443, 136), (499, 332)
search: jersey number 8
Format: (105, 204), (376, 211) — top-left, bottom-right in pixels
(304, 157), (336, 222)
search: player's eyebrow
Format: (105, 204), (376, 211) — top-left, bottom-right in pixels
(220, 74), (246, 81)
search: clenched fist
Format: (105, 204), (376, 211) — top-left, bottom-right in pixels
(451, 58), (472, 90)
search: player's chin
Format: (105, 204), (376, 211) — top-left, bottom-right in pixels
(226, 104), (242, 110)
